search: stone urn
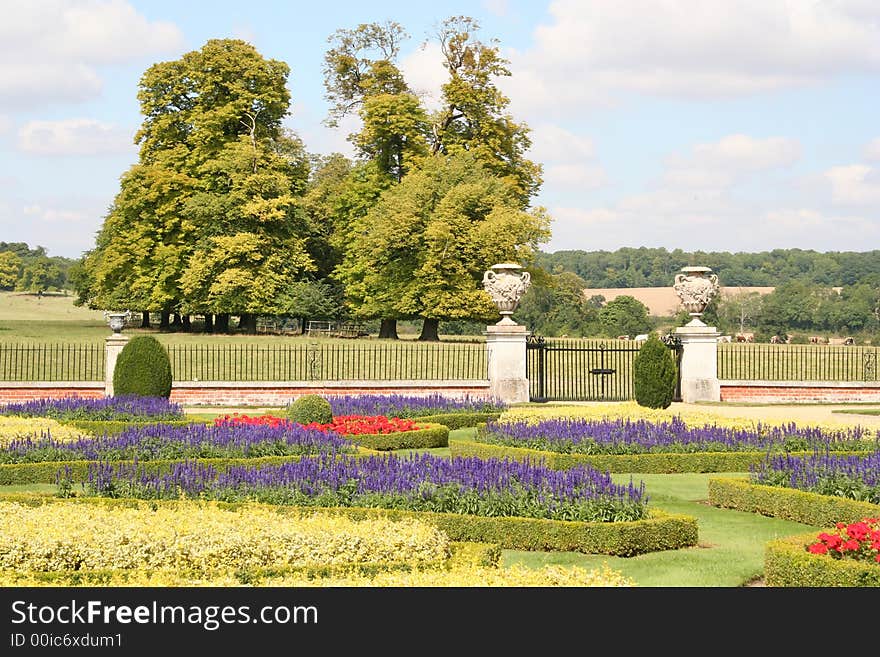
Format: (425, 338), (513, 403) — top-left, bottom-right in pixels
(103, 310), (132, 334)
(673, 266), (719, 326)
(482, 263), (531, 326)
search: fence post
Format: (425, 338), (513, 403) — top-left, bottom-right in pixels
(674, 324), (720, 403)
(104, 334), (129, 397)
(484, 324), (530, 403)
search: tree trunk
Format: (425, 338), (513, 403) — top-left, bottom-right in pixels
(140, 311), (151, 329)
(378, 318), (398, 340)
(159, 311), (170, 330)
(216, 313), (230, 333)
(238, 313), (257, 334)
(418, 318), (440, 342)
(171, 312), (183, 328)
(181, 315), (191, 332)
(203, 314), (214, 333)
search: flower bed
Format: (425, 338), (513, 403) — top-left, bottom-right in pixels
(0, 416), (88, 447)
(0, 498), (450, 577)
(322, 393), (506, 428)
(0, 422), (355, 464)
(0, 394), (184, 421)
(453, 416), (878, 473)
(478, 417), (877, 455)
(765, 528), (880, 587)
(751, 451), (880, 504)
(0, 496), (634, 587)
(75, 455), (697, 556)
(217, 413), (449, 451)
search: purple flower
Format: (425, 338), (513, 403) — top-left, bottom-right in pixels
(0, 395), (183, 421)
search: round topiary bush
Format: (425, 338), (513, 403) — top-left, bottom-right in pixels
(112, 335), (173, 399)
(287, 394), (333, 425)
(632, 333), (677, 409)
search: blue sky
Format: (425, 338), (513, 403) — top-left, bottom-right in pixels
(1, 0), (879, 259)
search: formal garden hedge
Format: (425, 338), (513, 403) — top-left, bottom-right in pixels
(764, 533), (880, 587)
(346, 422), (449, 450)
(409, 411), (502, 429)
(707, 476), (880, 527)
(59, 419), (200, 435)
(449, 438), (870, 474)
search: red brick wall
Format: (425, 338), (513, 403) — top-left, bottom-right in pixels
(169, 385), (493, 406)
(0, 387), (104, 403)
(721, 384), (880, 403)
(0, 384), (492, 406)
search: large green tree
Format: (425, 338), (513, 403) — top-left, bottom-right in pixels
(336, 152), (550, 340)
(84, 39), (313, 332)
(0, 251), (22, 290)
(429, 16), (542, 205)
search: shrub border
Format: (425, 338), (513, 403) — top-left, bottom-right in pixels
(405, 412), (502, 429)
(58, 419), (199, 435)
(764, 532), (880, 587)
(0, 493), (697, 557)
(707, 476), (880, 526)
(450, 438), (871, 474)
(346, 423), (449, 451)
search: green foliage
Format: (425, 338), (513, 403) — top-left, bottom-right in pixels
(765, 534), (880, 587)
(600, 295), (652, 338)
(113, 336), (173, 399)
(345, 423), (449, 451)
(408, 412), (502, 429)
(273, 504), (697, 557)
(335, 152), (550, 325)
(514, 270), (601, 336)
(287, 394), (333, 425)
(707, 477), (880, 527)
(0, 251), (22, 290)
(632, 334), (676, 409)
(451, 439), (861, 473)
(59, 419), (197, 436)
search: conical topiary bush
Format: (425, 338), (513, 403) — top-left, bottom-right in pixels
(113, 335), (173, 398)
(632, 333), (677, 409)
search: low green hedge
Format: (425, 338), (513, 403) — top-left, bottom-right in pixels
(408, 412), (502, 429)
(275, 505), (697, 557)
(765, 533), (880, 587)
(0, 448), (378, 485)
(59, 419), (200, 436)
(451, 439), (870, 474)
(346, 423), (449, 451)
(707, 477), (880, 527)
(0, 494), (697, 557)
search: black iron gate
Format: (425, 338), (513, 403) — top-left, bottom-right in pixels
(526, 336), (682, 402)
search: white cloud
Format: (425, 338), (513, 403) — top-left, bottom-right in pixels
(544, 164), (607, 190)
(503, 0), (880, 116)
(825, 164), (880, 205)
(22, 204), (89, 224)
(865, 138), (880, 161)
(0, 115), (9, 135)
(528, 124), (595, 163)
(400, 42), (447, 112)
(662, 134), (801, 190)
(0, 1), (183, 109)
(17, 119), (135, 156)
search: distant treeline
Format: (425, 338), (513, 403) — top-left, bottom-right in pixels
(537, 248), (880, 288)
(0, 242), (78, 293)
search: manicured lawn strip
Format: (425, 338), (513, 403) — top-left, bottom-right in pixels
(707, 477), (880, 526)
(346, 423), (449, 450)
(504, 472), (821, 587)
(834, 409), (880, 416)
(764, 533), (880, 587)
(449, 437), (870, 473)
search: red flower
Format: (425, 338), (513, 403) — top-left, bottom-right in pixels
(808, 518), (880, 566)
(847, 522), (870, 541)
(808, 543), (828, 555)
(842, 539), (861, 552)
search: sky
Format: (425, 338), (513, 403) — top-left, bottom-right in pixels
(0, 0), (879, 260)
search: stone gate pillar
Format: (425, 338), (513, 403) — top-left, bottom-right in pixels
(673, 266), (721, 403)
(482, 263), (531, 404)
(103, 311), (131, 397)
